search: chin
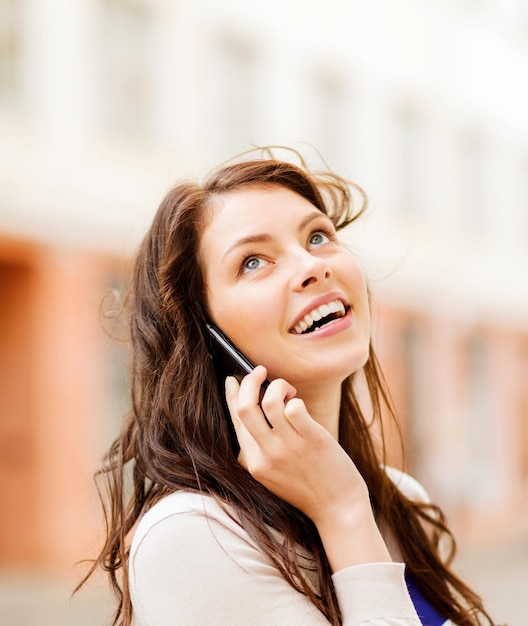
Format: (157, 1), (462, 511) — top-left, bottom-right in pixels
(336, 342), (371, 374)
(285, 356), (369, 388)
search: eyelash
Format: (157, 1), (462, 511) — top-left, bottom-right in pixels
(310, 224), (336, 243)
(238, 224), (337, 275)
(238, 250), (261, 275)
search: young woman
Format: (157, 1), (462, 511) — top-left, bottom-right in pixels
(82, 150), (496, 625)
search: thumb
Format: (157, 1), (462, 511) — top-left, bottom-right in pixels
(224, 376), (253, 463)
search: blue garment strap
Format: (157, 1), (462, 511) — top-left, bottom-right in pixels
(405, 572), (446, 626)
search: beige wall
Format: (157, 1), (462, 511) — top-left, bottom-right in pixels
(375, 303), (528, 547)
(0, 236), (123, 567)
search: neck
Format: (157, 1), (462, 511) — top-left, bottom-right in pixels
(295, 381), (342, 440)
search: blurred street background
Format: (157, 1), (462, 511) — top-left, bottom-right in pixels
(0, 0), (527, 624)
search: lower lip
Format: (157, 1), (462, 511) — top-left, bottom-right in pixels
(292, 309), (353, 339)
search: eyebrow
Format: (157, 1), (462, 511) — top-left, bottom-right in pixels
(222, 211), (329, 259)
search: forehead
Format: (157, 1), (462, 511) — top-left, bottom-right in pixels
(203, 185), (321, 238)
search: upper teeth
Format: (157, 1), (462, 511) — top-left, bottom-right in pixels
(292, 299), (346, 334)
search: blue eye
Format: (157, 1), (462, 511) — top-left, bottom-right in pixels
(242, 256), (264, 273)
(309, 232), (330, 248)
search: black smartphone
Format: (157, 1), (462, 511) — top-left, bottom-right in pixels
(205, 322), (270, 402)
(205, 322), (271, 454)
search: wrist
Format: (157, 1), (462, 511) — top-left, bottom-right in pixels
(314, 501), (392, 573)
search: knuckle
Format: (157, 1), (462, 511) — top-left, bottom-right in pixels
(248, 458), (268, 480)
(260, 395), (276, 412)
(249, 462), (265, 479)
(284, 397), (304, 418)
(236, 402), (252, 419)
(250, 449), (283, 476)
(266, 446), (287, 469)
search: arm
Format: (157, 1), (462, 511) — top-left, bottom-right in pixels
(225, 368), (391, 572)
(220, 368), (421, 624)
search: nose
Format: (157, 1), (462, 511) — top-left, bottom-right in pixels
(291, 249), (332, 290)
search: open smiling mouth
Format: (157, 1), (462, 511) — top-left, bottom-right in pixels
(291, 299), (350, 335)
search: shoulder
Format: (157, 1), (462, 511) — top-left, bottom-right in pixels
(128, 491), (327, 625)
(133, 489), (230, 530)
(383, 466), (432, 504)
(129, 491), (254, 624)
(382, 466), (454, 564)
(130, 490), (242, 557)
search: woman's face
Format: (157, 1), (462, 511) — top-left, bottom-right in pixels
(200, 185), (370, 392)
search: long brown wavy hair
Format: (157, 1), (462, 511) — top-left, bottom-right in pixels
(78, 148), (494, 626)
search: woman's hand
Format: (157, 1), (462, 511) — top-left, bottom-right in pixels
(225, 366), (392, 571)
(225, 366), (366, 524)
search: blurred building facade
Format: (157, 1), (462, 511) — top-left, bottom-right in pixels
(0, 0), (527, 572)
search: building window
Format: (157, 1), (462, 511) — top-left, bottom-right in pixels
(0, 0), (20, 102)
(100, 275), (130, 447)
(393, 102), (426, 218)
(308, 70), (349, 171)
(464, 333), (496, 505)
(401, 323), (428, 476)
(456, 130), (488, 236)
(495, 0), (528, 23)
(522, 156), (528, 242)
(204, 31), (258, 161)
(520, 343), (528, 485)
(99, 0), (153, 140)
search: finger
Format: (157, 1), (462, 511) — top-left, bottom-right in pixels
(224, 374), (240, 425)
(259, 378), (297, 432)
(283, 397), (320, 437)
(224, 376), (256, 451)
(232, 367), (275, 442)
(224, 376), (243, 438)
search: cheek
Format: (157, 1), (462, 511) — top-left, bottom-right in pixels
(206, 285), (259, 339)
(341, 255), (368, 297)
(205, 288), (232, 327)
(202, 262), (236, 324)
(207, 290), (279, 366)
